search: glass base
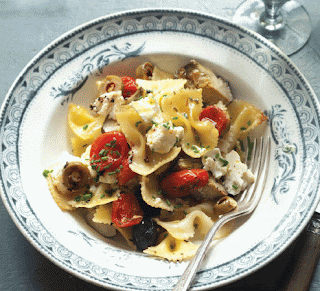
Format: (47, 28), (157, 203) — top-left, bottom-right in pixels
(232, 0), (311, 55)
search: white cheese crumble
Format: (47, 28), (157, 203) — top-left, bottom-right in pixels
(202, 148), (228, 179)
(90, 90), (124, 119)
(146, 121), (184, 154)
(202, 149), (255, 195)
(130, 93), (163, 123)
(223, 150), (255, 195)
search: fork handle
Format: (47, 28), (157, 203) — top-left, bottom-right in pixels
(173, 218), (226, 291)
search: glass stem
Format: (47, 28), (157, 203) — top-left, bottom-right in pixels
(260, 1), (287, 31)
(264, 2), (281, 20)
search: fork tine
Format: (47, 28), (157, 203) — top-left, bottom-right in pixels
(250, 136), (271, 206)
(241, 136), (271, 206)
(239, 136), (270, 204)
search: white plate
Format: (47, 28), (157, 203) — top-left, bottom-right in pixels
(1, 8), (320, 291)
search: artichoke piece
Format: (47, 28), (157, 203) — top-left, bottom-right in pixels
(176, 60), (233, 105)
(191, 175), (227, 201)
(214, 196), (237, 214)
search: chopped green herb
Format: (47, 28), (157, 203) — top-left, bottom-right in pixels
(42, 169), (53, 178)
(74, 196), (81, 202)
(240, 127), (247, 130)
(135, 121), (142, 127)
(162, 123), (170, 129)
(232, 184), (239, 190)
(215, 153), (220, 159)
(82, 193), (93, 201)
(219, 157), (229, 167)
(103, 163), (112, 170)
(83, 124), (89, 130)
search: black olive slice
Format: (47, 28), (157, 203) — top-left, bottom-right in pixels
(132, 218), (158, 251)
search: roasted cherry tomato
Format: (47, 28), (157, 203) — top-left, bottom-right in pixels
(112, 193), (144, 228)
(121, 76), (137, 98)
(199, 105), (229, 135)
(160, 169), (209, 198)
(90, 131), (129, 173)
(117, 157), (137, 185)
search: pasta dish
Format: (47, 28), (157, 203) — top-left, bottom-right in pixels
(43, 60), (266, 261)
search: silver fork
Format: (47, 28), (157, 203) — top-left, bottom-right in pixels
(173, 136), (271, 291)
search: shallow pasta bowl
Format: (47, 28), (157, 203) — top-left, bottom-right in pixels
(0, 8), (319, 291)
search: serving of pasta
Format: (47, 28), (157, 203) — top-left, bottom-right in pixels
(44, 60), (267, 262)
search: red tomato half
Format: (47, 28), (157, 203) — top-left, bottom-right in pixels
(112, 193), (144, 228)
(160, 169), (209, 198)
(90, 131), (129, 173)
(121, 76), (137, 98)
(117, 158), (137, 185)
(199, 105), (229, 135)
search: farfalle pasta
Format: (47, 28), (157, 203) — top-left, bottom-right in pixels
(44, 60), (267, 261)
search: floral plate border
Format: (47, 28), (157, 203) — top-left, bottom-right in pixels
(1, 8), (320, 290)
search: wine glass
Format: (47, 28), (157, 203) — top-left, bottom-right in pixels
(232, 0), (311, 55)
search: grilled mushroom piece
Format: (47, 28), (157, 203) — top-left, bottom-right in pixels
(136, 62), (154, 80)
(98, 75), (124, 96)
(176, 60), (233, 105)
(62, 161), (92, 192)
